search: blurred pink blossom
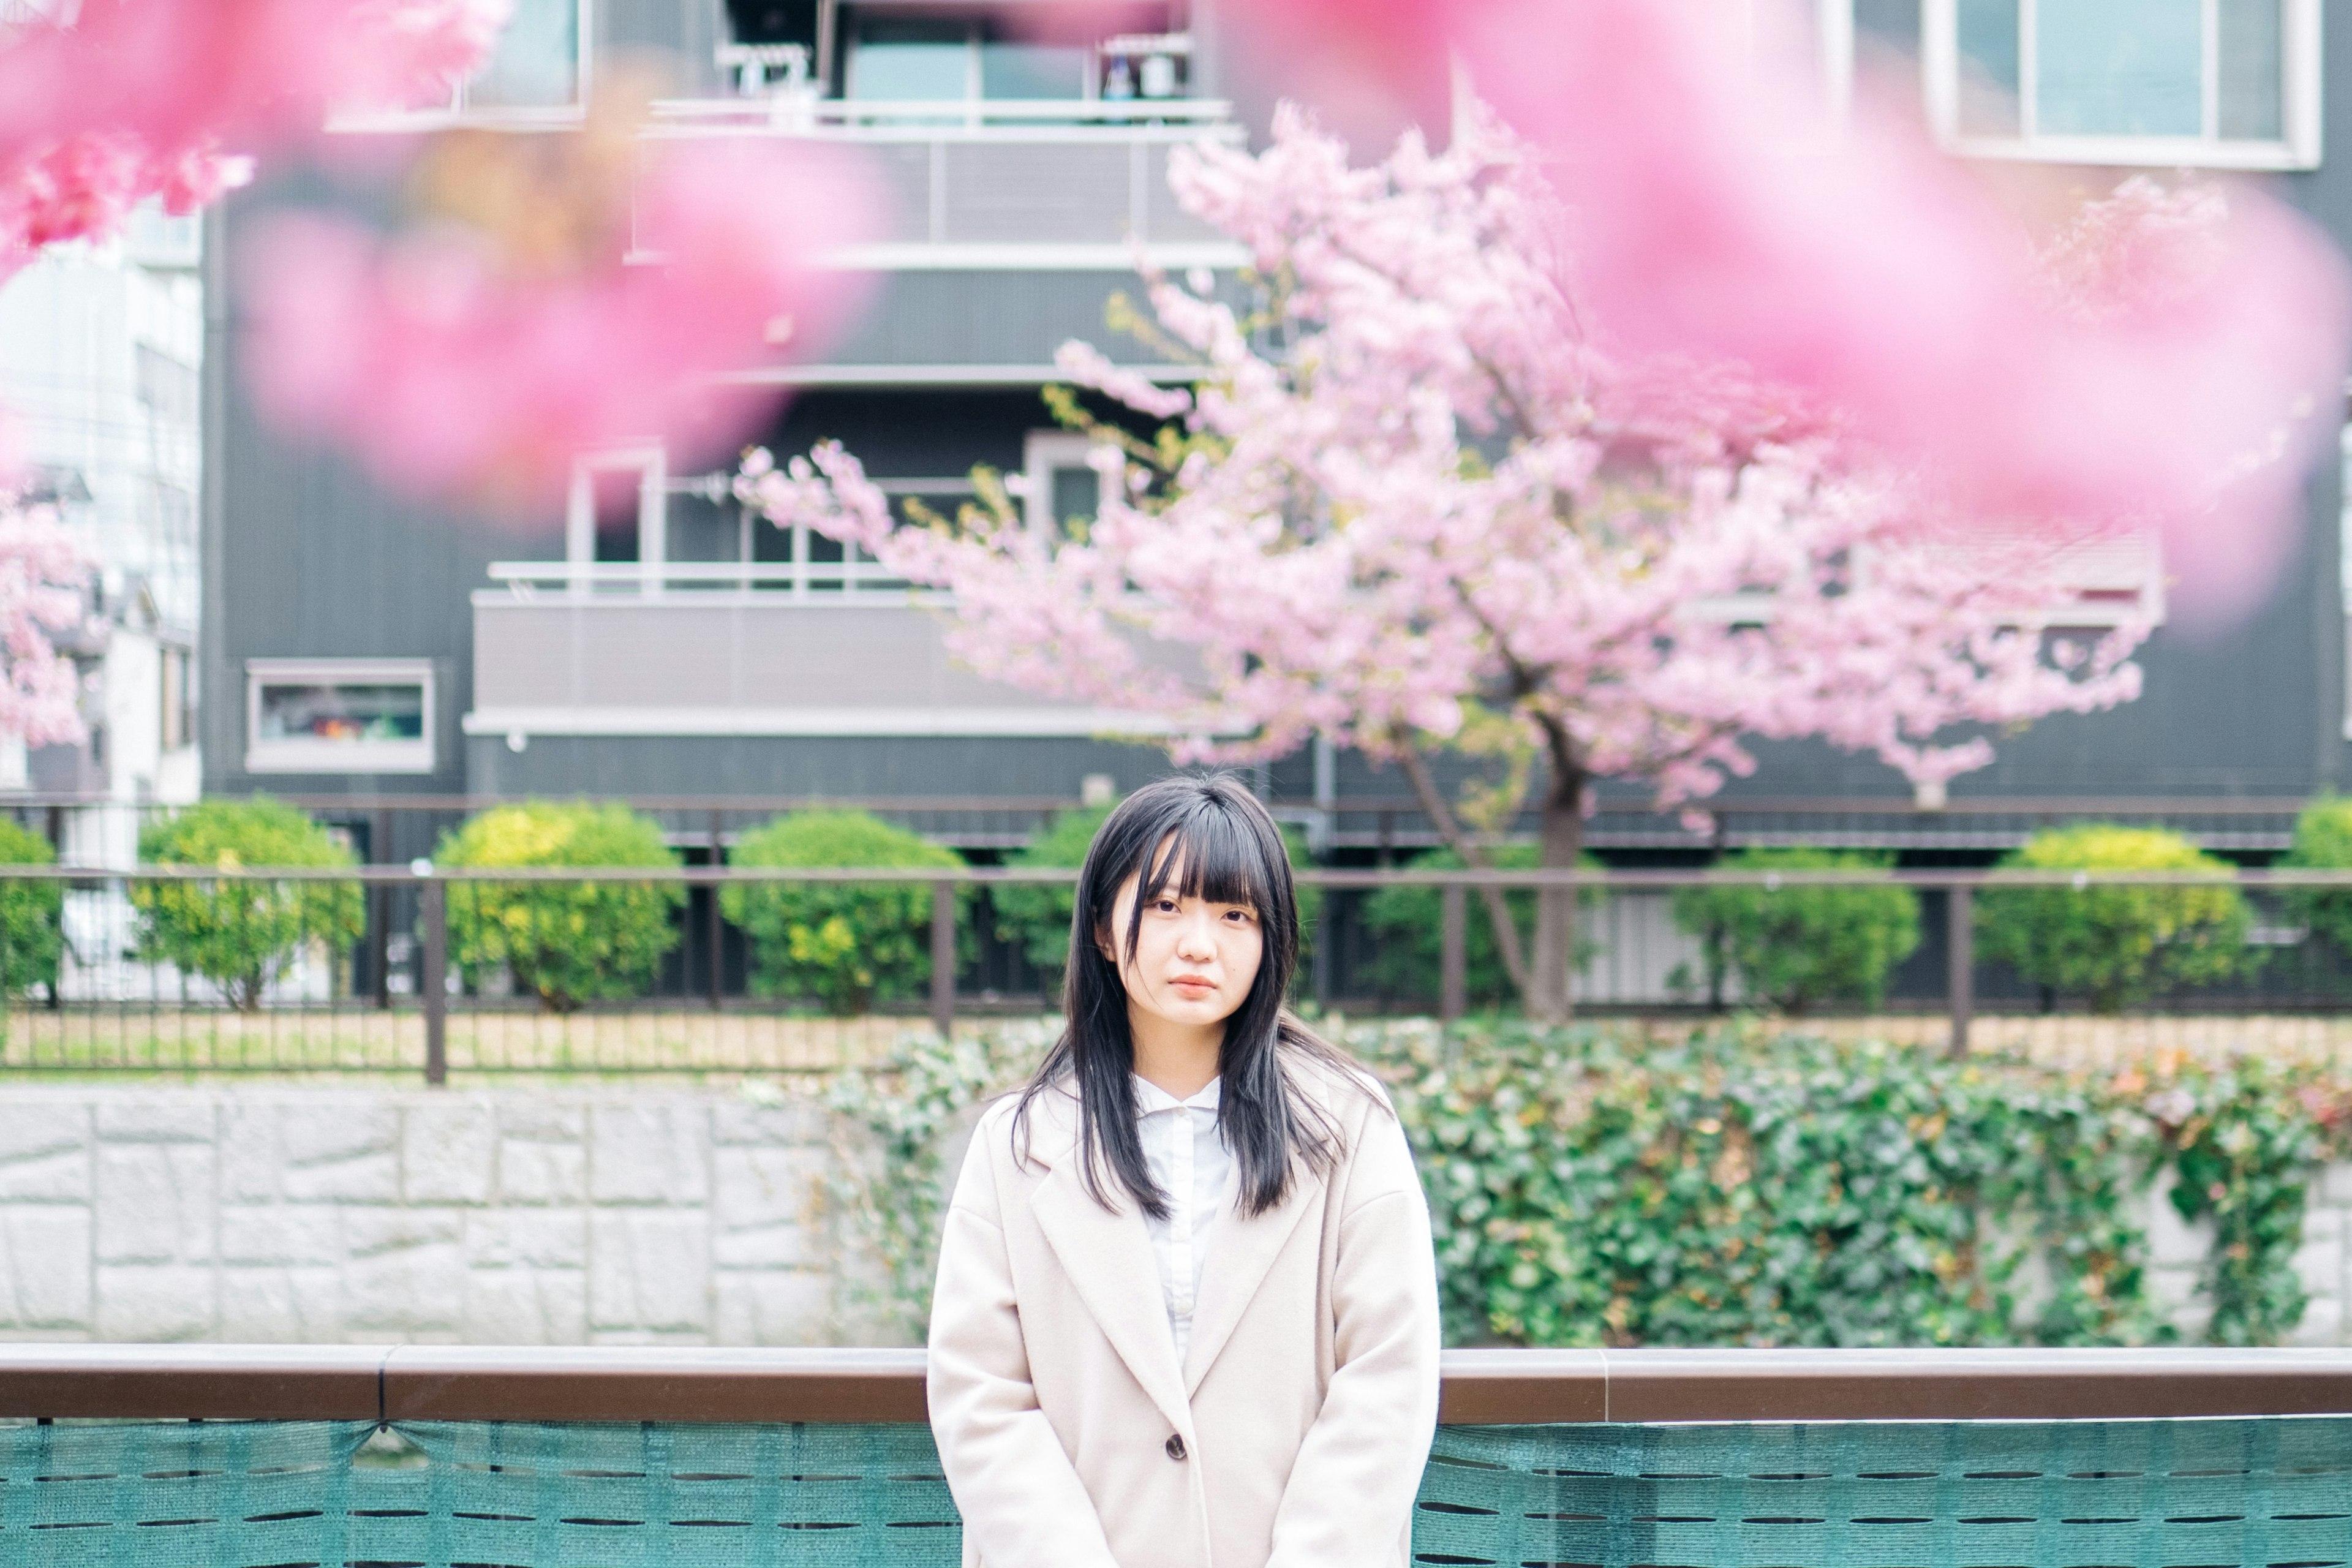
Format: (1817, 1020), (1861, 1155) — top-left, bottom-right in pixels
(242, 136), (880, 508)
(0, 435), (92, 747)
(1226, 0), (2351, 625)
(0, 0), (510, 271)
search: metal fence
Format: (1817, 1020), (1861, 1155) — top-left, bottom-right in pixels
(9, 862), (2352, 1079)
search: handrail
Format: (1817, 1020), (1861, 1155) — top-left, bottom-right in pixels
(1, 1346), (2347, 1425)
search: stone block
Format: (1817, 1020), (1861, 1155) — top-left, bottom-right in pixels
(402, 1101), (497, 1205)
(2147, 1172), (2215, 1272)
(274, 1100), (399, 1201)
(220, 1206), (340, 1268)
(95, 1097), (216, 1144)
(714, 1146), (822, 1231)
(95, 1142), (216, 1264)
(279, 1099), (398, 1165)
(714, 1270), (831, 1346)
(0, 1207), (90, 1328)
(2324, 1161), (2352, 1207)
(589, 1210), (711, 1332)
(589, 1102), (710, 1204)
(281, 1152), (399, 1204)
(219, 1266), (344, 1341)
(712, 1224), (814, 1271)
(0, 1099), (90, 1175)
(499, 1139), (587, 1206)
(497, 1100), (586, 1143)
(94, 1264), (214, 1340)
(466, 1267), (588, 1344)
(467, 1210), (587, 1270)
(344, 1242), (466, 1332)
(0, 1150), (89, 1204)
(2293, 1293), (2345, 1348)
(217, 1104), (287, 1202)
(345, 1208), (463, 1257)
(587, 1327), (713, 1346)
(712, 1099), (824, 1147)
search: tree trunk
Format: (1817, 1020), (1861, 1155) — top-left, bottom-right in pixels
(1526, 719), (1589, 1024)
(1393, 739), (1531, 1000)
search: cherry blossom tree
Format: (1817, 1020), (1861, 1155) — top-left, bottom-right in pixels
(0, 0), (511, 274)
(733, 107), (2303, 1019)
(0, 426), (96, 747)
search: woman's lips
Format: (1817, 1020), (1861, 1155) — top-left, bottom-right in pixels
(1170, 977), (1216, 995)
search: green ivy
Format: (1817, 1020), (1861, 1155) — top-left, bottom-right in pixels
(824, 1019), (2346, 1348)
(823, 1020), (1054, 1340)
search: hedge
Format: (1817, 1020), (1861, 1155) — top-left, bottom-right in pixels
(827, 1019), (2350, 1348)
(133, 798), (364, 1011)
(435, 801), (684, 1011)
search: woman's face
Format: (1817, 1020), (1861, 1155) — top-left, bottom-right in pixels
(1099, 842), (1265, 1035)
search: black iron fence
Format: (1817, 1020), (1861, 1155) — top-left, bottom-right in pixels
(4, 862), (2352, 1079)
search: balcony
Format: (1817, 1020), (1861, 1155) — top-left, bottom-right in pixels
(635, 91), (1245, 271)
(464, 562), (1171, 741)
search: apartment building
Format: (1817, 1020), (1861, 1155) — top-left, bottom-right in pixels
(0, 201), (203, 865)
(201, 0), (2352, 857)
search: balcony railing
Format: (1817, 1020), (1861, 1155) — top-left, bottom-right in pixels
(483, 559), (914, 600)
(0, 1344), (2344, 1568)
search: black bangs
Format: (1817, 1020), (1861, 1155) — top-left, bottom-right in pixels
(1129, 800), (1271, 937)
(1010, 771), (1375, 1223)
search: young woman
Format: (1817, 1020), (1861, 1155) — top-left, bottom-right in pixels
(927, 774), (1441, 1568)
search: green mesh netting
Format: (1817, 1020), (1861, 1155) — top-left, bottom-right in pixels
(0, 1416), (2343, 1567)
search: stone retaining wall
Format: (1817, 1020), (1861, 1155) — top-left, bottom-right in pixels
(0, 1084), (2345, 1345)
(0, 1087), (834, 1343)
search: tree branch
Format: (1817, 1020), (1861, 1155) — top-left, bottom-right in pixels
(1393, 733), (1532, 999)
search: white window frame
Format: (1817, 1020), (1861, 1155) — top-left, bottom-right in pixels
(567, 445), (668, 596)
(244, 659), (435, 775)
(327, 0), (592, 130)
(1023, 431), (1107, 535)
(1923, 0), (2321, 170)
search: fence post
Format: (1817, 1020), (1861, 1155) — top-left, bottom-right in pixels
(371, 806), (392, 1010)
(1440, 883), (1467, 1022)
(931, 879), (956, 1037)
(1947, 884), (1973, 1060)
(421, 877), (448, 1086)
(707, 810), (725, 1014)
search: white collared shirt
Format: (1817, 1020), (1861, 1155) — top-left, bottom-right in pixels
(1133, 1073), (1235, 1365)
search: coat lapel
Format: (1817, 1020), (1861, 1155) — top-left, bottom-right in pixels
(1182, 1161), (1323, 1397)
(1022, 1089), (1193, 1434)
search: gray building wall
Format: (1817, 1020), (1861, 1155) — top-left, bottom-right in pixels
(200, 2), (2352, 816)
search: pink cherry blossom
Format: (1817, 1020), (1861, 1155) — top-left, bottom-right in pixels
(243, 133), (880, 508)
(740, 107), (2187, 1017)
(0, 439), (94, 747)
(0, 0), (510, 273)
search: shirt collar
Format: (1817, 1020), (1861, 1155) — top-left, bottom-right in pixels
(1133, 1074), (1221, 1114)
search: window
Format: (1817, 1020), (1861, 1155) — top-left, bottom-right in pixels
(134, 345), (199, 427)
(160, 647), (192, 753)
(567, 447), (667, 591)
(1024, 432), (1103, 536)
(246, 660), (434, 774)
(842, 5), (1174, 104)
(460, 0), (586, 110)
(1925, 0), (2320, 168)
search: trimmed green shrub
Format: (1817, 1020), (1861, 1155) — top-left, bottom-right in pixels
(1668, 848), (1921, 1012)
(1975, 824), (2256, 1012)
(990, 801), (1321, 1000)
(0, 817), (61, 1000)
(722, 810), (967, 1014)
(134, 798), (364, 1011)
(1360, 845), (1601, 1009)
(435, 802), (683, 1012)
(2280, 795), (2352, 958)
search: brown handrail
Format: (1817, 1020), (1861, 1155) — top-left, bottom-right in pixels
(1, 1346), (2348, 1425)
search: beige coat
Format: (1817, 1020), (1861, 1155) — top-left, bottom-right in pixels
(926, 1059), (1442, 1568)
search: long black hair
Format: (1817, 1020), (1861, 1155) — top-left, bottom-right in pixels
(1012, 772), (1362, 1219)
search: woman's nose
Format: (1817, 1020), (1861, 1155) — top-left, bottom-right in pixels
(1174, 916), (1218, 959)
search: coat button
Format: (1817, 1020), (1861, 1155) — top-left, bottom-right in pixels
(1164, 1434), (1188, 1461)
